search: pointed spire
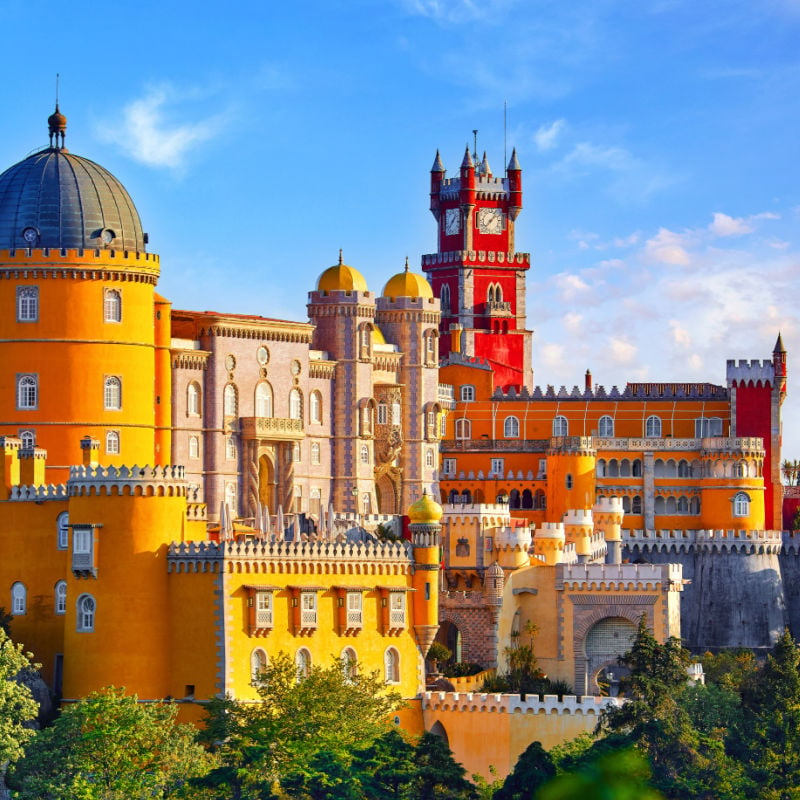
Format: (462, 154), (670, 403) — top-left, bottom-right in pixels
(481, 151), (491, 176)
(431, 149), (445, 173)
(338, 248), (343, 265)
(404, 256), (409, 273)
(507, 147), (521, 171)
(461, 145), (474, 169)
(775, 332), (786, 354)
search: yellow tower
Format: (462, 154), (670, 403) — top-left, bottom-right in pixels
(0, 108), (163, 480)
(407, 491), (442, 657)
(545, 438), (597, 522)
(592, 497), (624, 564)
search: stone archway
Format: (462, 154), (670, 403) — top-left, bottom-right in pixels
(375, 471), (399, 514)
(583, 617), (638, 695)
(429, 720), (449, 746)
(436, 621), (462, 663)
(258, 454), (276, 510)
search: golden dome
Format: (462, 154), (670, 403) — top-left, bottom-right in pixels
(372, 325), (386, 345)
(407, 491), (443, 524)
(383, 258), (433, 299)
(317, 250), (368, 293)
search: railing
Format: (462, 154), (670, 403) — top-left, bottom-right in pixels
(301, 610), (318, 627)
(256, 609), (273, 628)
(390, 609), (406, 627)
(346, 610), (363, 627)
(239, 417), (304, 440)
(486, 300), (512, 314)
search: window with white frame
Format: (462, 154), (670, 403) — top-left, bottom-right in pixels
(504, 416), (520, 438)
(224, 384), (238, 416)
(391, 402), (401, 426)
(104, 376), (122, 410)
(377, 402), (388, 425)
(384, 647), (400, 684)
(295, 648), (311, 681)
(289, 389), (302, 420)
(645, 415), (662, 438)
(103, 289), (122, 322)
(426, 448), (435, 468)
(310, 441), (321, 465)
(293, 442), (302, 462)
(17, 374), (38, 409)
(695, 417), (723, 437)
(733, 492), (750, 517)
(56, 511), (69, 549)
(105, 430), (120, 455)
(360, 444), (370, 464)
(189, 435), (200, 460)
(341, 647), (358, 680)
(440, 415), (447, 437)
(598, 415), (614, 437)
(389, 592), (405, 626)
(310, 391), (322, 424)
(19, 430), (35, 449)
(454, 418), (471, 440)
(187, 382), (201, 415)
(77, 594), (95, 631)
(255, 382), (273, 418)
(255, 590), (273, 627)
(310, 487), (321, 517)
(55, 580), (67, 615)
(301, 592), (317, 626)
(346, 591), (363, 627)
(17, 287), (39, 322)
(460, 385), (475, 402)
(226, 437), (237, 461)
(553, 416), (568, 437)
(443, 458), (456, 475)
(251, 648), (268, 683)
(73, 527), (92, 555)
(491, 458), (505, 476)
(225, 482), (237, 516)
(11, 582), (26, 615)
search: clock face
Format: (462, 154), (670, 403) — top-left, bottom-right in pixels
(22, 227), (38, 244)
(478, 208), (504, 235)
(444, 208), (461, 235)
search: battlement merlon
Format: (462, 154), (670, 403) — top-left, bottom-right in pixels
(421, 250), (530, 269)
(555, 562), (684, 591)
(726, 359), (776, 385)
(422, 690), (622, 716)
(0, 247), (160, 280)
(68, 464), (195, 498)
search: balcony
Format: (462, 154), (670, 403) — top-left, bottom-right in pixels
(486, 300), (512, 315)
(240, 416), (304, 441)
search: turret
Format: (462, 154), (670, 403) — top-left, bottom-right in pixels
(564, 509), (593, 564)
(506, 148), (522, 223)
(0, 436), (21, 500)
(774, 332), (787, 401)
(430, 150), (445, 221)
(592, 497), (624, 565)
(533, 521), (566, 566)
(407, 492), (442, 657)
(19, 446), (46, 487)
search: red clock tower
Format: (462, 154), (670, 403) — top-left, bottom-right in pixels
(423, 146), (533, 391)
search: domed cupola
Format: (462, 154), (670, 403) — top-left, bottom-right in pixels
(0, 107), (146, 251)
(316, 250), (368, 293)
(383, 257), (434, 299)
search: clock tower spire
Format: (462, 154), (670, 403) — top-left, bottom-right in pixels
(423, 146), (533, 391)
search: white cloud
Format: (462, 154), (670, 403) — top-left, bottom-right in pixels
(554, 272), (590, 299)
(534, 119), (566, 151)
(644, 227), (692, 265)
(97, 85), (227, 170)
(669, 320), (692, 348)
(400, 0), (518, 23)
(609, 337), (637, 365)
(709, 212), (754, 237)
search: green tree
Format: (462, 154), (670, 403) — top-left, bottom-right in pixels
(730, 629), (800, 799)
(493, 740), (556, 800)
(0, 628), (38, 789)
(700, 648), (757, 692)
(9, 687), (214, 800)
(351, 728), (417, 799)
(413, 732), (478, 800)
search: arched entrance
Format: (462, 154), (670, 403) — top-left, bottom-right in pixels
(583, 616), (637, 694)
(258, 454), (276, 510)
(428, 720), (449, 746)
(436, 621), (462, 664)
(375, 472), (399, 514)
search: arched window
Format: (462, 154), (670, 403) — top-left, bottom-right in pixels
(504, 416), (520, 438)
(254, 382), (273, 417)
(189, 435), (200, 460)
(17, 286), (39, 322)
(56, 511), (69, 549)
(426, 448), (435, 468)
(310, 391), (322, 424)
(251, 648), (268, 684)
(608, 459), (619, 478)
(187, 382), (201, 415)
(391, 402), (401, 426)
(104, 289), (122, 322)
(289, 389), (302, 420)
(733, 492), (750, 517)
(55, 580), (67, 615)
(17, 375), (37, 409)
(632, 459), (643, 477)
(341, 647), (358, 681)
(460, 385), (475, 402)
(225, 482), (237, 516)
(677, 496), (689, 514)
(565, 473), (573, 489)
(622, 496), (631, 513)
(224, 384), (238, 417)
(105, 430), (120, 455)
(553, 416), (568, 437)
(596, 459), (606, 478)
(598, 415), (614, 437)
(454, 419), (471, 440)
(295, 648), (311, 681)
(19, 430), (35, 449)
(11, 582), (26, 615)
(440, 284), (451, 312)
(645, 415), (662, 437)
(226, 437), (237, 461)
(620, 459), (631, 477)
(424, 331), (437, 365)
(678, 460), (690, 478)
(654, 496), (666, 514)
(384, 647), (400, 684)
(293, 442), (301, 462)
(104, 376), (122, 410)
(310, 442), (321, 465)
(632, 496), (643, 514)
(77, 594), (95, 632)
(360, 444), (370, 464)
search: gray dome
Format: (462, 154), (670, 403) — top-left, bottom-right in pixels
(0, 147), (145, 251)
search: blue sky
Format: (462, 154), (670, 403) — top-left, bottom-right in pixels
(2, 0), (800, 457)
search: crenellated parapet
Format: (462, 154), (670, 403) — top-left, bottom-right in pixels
(494, 526), (532, 550)
(68, 464), (191, 498)
(422, 690), (622, 715)
(556, 562), (683, 591)
(622, 528), (784, 555)
(491, 382), (728, 401)
(421, 251), (530, 268)
(8, 483), (68, 501)
(167, 538), (415, 575)
(727, 359), (776, 386)
(0, 247), (160, 282)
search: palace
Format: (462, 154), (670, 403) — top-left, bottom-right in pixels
(0, 108), (794, 779)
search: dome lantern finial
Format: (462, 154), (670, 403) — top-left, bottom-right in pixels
(48, 74), (67, 151)
(338, 248), (343, 265)
(404, 256), (409, 273)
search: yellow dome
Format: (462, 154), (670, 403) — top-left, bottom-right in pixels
(407, 491), (443, 524)
(372, 325), (386, 345)
(317, 250), (368, 293)
(383, 258), (433, 299)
